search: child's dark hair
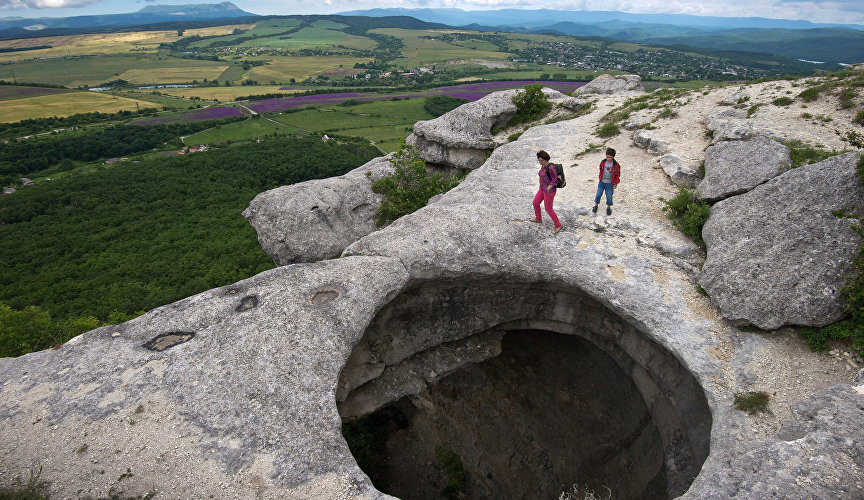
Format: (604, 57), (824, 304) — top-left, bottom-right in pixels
(606, 148), (616, 157)
(536, 150), (551, 161)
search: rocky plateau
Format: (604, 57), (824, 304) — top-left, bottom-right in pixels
(1, 73), (863, 499)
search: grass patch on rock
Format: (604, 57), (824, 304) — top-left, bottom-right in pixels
(734, 391), (771, 415)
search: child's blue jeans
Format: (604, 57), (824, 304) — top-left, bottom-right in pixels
(594, 181), (614, 206)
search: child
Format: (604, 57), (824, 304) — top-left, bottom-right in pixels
(592, 148), (620, 216)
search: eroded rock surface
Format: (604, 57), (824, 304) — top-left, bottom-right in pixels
(243, 156), (393, 265)
(700, 152), (864, 329)
(573, 73), (644, 95)
(680, 383), (864, 500)
(660, 154), (702, 187)
(406, 90), (517, 169)
(699, 137), (791, 202)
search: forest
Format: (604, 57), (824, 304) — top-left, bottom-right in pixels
(0, 119), (241, 180)
(0, 136), (379, 357)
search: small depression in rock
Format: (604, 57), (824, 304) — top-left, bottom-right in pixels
(338, 281), (711, 500)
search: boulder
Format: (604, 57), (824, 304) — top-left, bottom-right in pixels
(633, 128), (671, 154)
(700, 152), (864, 330)
(572, 74), (644, 95)
(556, 95), (592, 111)
(623, 114), (650, 130)
(19, 178), (34, 186)
(243, 156), (393, 265)
(659, 154), (702, 187)
(405, 89), (517, 170)
(1, 186), (14, 195)
(679, 384), (864, 500)
(698, 137), (792, 202)
(720, 91), (749, 106)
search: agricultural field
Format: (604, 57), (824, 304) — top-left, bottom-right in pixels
(183, 116), (304, 145)
(371, 28), (512, 68)
(0, 85), (72, 101)
(0, 31), (179, 63)
(242, 55), (372, 83)
(117, 65), (229, 85)
(0, 54), (229, 87)
(186, 98), (434, 152)
(0, 91), (160, 122)
(133, 85), (304, 101)
(237, 27), (377, 51)
(130, 105), (246, 125)
(188, 18), (302, 48)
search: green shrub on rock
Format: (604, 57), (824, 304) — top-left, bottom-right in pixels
(508, 83), (551, 126)
(660, 187), (711, 245)
(372, 145), (463, 227)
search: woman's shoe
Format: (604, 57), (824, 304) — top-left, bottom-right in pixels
(553, 225), (562, 234)
(591, 205), (598, 214)
(529, 218), (541, 223)
(606, 207), (612, 216)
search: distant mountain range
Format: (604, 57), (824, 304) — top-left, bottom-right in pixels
(338, 7), (864, 31)
(0, 2), (257, 32)
(340, 8), (864, 64)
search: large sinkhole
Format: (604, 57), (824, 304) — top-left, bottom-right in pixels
(337, 281), (712, 500)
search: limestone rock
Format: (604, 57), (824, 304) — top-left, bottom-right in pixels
(633, 128), (671, 154)
(680, 384), (864, 500)
(1, 186), (14, 195)
(854, 368), (864, 385)
(699, 152), (864, 329)
(243, 156), (393, 265)
(698, 137), (792, 202)
(572, 74), (644, 95)
(556, 95), (592, 111)
(0, 257), (409, 499)
(720, 91), (749, 106)
(623, 114), (650, 130)
(19, 178), (34, 186)
(406, 89), (517, 169)
(659, 154), (702, 187)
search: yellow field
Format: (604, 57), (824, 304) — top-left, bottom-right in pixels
(0, 31), (180, 62)
(136, 85), (304, 101)
(0, 92), (162, 123)
(117, 66), (229, 85)
(243, 56), (373, 83)
(185, 24), (257, 37)
(0, 26), (258, 64)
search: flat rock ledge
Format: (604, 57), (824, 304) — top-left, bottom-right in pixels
(700, 152), (864, 329)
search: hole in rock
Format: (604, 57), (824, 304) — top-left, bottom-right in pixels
(345, 331), (668, 499)
(338, 281), (712, 500)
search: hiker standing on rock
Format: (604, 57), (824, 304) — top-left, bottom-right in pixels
(530, 150), (563, 234)
(592, 148), (620, 216)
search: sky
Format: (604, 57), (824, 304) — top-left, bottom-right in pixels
(1, 0), (863, 25)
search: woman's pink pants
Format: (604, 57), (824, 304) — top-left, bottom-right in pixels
(533, 189), (561, 228)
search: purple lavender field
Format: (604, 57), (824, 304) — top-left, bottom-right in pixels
(253, 81), (586, 113)
(130, 106), (245, 125)
(0, 86), (71, 101)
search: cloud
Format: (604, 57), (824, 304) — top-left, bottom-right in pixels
(0, 0), (102, 8)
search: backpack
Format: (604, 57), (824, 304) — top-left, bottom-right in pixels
(546, 162), (566, 188)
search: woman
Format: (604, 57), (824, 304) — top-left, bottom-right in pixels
(530, 150), (563, 234)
